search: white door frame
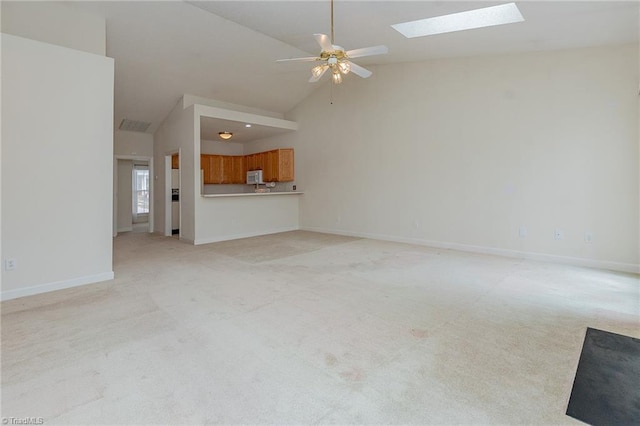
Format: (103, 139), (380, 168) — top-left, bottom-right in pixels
(114, 155), (153, 237)
(165, 150), (180, 237)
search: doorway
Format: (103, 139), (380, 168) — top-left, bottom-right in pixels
(165, 152), (180, 237)
(114, 156), (153, 236)
(132, 163), (150, 227)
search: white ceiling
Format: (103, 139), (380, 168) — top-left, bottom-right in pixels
(200, 116), (296, 143)
(72, 1), (638, 139)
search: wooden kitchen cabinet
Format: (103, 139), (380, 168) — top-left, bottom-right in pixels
(261, 151), (275, 181)
(201, 154), (224, 184)
(200, 154), (208, 182)
(202, 149), (293, 184)
(221, 156), (234, 184)
(231, 156), (246, 184)
(220, 156), (245, 184)
(262, 149), (294, 182)
(276, 148), (294, 182)
(246, 154), (260, 171)
(171, 154), (179, 169)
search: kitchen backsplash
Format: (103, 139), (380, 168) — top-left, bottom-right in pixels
(202, 182), (297, 195)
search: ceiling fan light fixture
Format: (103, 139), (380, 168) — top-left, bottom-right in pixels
(312, 65), (326, 78)
(332, 70), (342, 84)
(218, 131), (233, 140)
(276, 0), (387, 84)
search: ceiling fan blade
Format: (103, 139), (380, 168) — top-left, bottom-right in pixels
(276, 56), (320, 63)
(346, 45), (388, 59)
(347, 61), (373, 79)
(314, 33), (334, 52)
(309, 66), (329, 83)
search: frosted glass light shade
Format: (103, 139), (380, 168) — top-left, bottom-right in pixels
(338, 61), (351, 74)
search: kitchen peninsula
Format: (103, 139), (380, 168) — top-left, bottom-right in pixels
(195, 147), (302, 245)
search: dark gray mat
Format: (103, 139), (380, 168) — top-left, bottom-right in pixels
(566, 327), (640, 425)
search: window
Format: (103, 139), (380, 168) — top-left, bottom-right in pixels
(133, 167), (149, 214)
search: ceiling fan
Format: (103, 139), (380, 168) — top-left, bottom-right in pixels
(276, 0), (388, 84)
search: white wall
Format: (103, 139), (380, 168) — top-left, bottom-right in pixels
(153, 101), (196, 240)
(195, 196), (300, 245)
(1, 34), (114, 300)
(263, 44), (639, 272)
(1, 2), (105, 55)
(201, 139), (244, 156)
(115, 130), (154, 157)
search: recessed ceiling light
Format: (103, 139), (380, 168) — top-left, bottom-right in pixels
(245, 124), (252, 128)
(391, 3), (524, 39)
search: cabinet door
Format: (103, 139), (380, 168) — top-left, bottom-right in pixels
(221, 156), (234, 183)
(200, 154), (210, 184)
(257, 152), (267, 173)
(232, 156), (246, 184)
(262, 150), (278, 182)
(172, 154), (179, 169)
(246, 154), (258, 171)
(277, 149), (294, 182)
(210, 155), (224, 184)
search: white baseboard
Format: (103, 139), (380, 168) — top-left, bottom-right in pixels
(117, 226), (133, 233)
(194, 226), (299, 245)
(300, 226), (640, 274)
(1, 271), (115, 302)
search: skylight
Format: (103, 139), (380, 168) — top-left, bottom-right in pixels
(391, 3), (524, 38)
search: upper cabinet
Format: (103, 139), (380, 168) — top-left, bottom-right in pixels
(246, 153), (260, 171)
(275, 148), (294, 182)
(201, 154), (246, 184)
(221, 156), (246, 184)
(171, 154), (179, 169)
(231, 156), (246, 184)
(262, 149), (294, 182)
(201, 154), (224, 184)
(201, 148), (294, 184)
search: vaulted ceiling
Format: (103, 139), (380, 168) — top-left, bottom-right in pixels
(71, 1), (639, 135)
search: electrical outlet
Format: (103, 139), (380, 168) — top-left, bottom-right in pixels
(292, 185), (296, 191)
(518, 226), (527, 238)
(554, 230), (563, 240)
(5, 259), (17, 271)
(585, 232), (593, 243)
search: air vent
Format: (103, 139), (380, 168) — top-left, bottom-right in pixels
(119, 119), (151, 132)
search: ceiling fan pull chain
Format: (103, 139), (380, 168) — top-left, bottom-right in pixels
(330, 78), (333, 104)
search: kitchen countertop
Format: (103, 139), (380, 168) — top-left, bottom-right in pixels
(201, 192), (303, 198)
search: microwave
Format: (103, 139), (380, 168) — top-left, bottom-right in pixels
(246, 170), (264, 185)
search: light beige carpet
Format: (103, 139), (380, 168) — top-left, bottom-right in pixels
(2, 230), (638, 424)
